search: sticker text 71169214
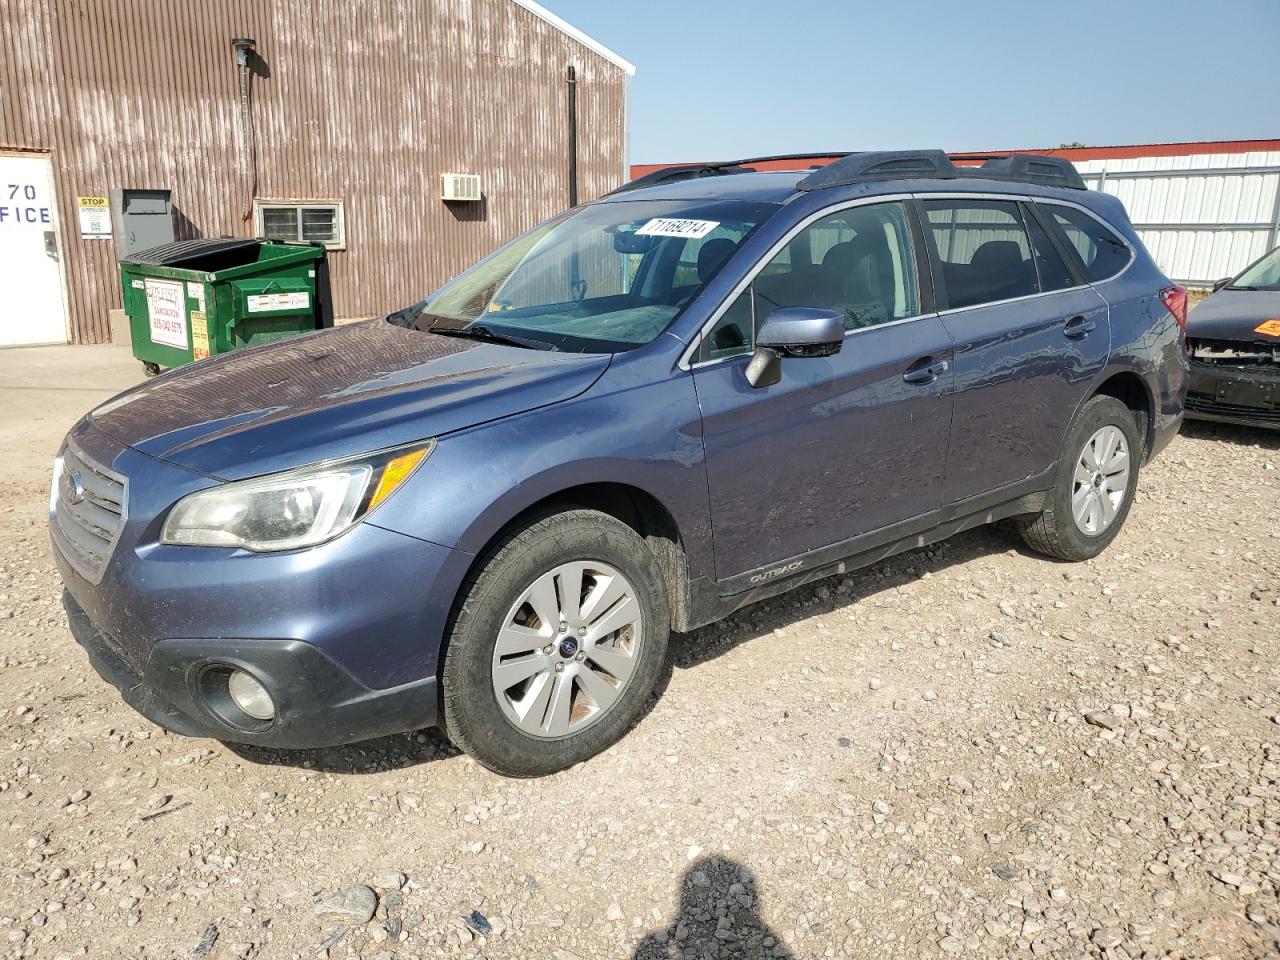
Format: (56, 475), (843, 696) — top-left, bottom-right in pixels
(634, 218), (721, 240)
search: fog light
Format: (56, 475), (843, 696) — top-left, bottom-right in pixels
(227, 670), (275, 721)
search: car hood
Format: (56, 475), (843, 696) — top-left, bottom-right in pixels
(1187, 288), (1280, 340)
(90, 320), (611, 479)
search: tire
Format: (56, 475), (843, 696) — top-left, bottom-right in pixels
(1017, 395), (1141, 562)
(441, 509), (670, 777)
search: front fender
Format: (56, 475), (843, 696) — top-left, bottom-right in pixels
(366, 365), (715, 584)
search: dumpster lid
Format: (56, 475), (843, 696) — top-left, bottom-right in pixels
(122, 238), (261, 267)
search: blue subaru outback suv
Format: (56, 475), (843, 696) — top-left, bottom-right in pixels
(53, 151), (1188, 776)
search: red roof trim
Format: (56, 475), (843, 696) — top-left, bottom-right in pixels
(629, 139), (1280, 180)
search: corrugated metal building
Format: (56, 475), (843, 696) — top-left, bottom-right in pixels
(631, 139), (1280, 288)
(1, 0), (633, 345)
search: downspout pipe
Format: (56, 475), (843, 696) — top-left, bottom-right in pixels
(566, 65), (578, 208)
(232, 37), (258, 226)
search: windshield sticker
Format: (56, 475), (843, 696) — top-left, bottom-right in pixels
(1253, 319), (1280, 337)
(635, 218), (720, 240)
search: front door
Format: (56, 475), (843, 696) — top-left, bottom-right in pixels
(920, 197), (1110, 504)
(692, 200), (954, 584)
(0, 152), (68, 346)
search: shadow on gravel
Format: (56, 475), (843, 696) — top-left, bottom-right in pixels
(670, 521), (1019, 672)
(633, 855), (795, 960)
(1178, 419), (1280, 449)
(225, 726), (461, 774)
(227, 657), (679, 775)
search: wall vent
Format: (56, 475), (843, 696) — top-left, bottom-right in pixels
(441, 173), (482, 202)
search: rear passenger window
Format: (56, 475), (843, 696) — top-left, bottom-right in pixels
(1024, 212), (1076, 292)
(1046, 206), (1131, 282)
(924, 200), (1040, 309)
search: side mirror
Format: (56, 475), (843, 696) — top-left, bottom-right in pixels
(745, 308), (845, 388)
(1212, 277), (1232, 292)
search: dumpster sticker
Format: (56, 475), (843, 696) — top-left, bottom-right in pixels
(186, 281), (206, 313)
(76, 196), (111, 239)
(190, 311), (210, 361)
(1253, 319), (1280, 338)
(145, 278), (188, 349)
(131, 279), (144, 289)
(635, 218), (720, 239)
(246, 291), (310, 313)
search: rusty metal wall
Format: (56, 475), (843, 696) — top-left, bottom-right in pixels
(0, 0), (629, 343)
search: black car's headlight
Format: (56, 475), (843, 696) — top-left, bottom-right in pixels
(160, 442), (433, 552)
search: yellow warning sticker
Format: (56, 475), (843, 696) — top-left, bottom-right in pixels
(1253, 319), (1280, 337)
(191, 311), (210, 361)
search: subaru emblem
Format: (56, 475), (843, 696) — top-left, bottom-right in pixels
(63, 470), (86, 506)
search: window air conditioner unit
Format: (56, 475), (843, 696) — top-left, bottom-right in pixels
(442, 173), (482, 202)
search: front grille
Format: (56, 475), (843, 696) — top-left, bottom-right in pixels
(1185, 397), (1280, 423)
(1187, 337), (1279, 366)
(51, 441), (127, 584)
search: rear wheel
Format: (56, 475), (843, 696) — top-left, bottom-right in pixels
(441, 509), (669, 777)
(1017, 395), (1140, 561)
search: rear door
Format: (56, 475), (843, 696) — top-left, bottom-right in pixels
(920, 196), (1109, 505)
(692, 198), (955, 583)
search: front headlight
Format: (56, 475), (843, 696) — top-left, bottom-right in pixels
(161, 442), (433, 552)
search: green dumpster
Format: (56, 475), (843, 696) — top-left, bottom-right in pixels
(119, 238), (330, 376)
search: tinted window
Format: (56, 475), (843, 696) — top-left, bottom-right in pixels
(696, 202), (920, 363)
(1046, 206), (1131, 282)
(924, 199), (1039, 309)
(1025, 211), (1075, 292)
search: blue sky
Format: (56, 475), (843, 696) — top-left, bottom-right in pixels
(546, 0), (1280, 163)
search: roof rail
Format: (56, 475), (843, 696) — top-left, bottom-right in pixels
(798, 150), (1087, 191)
(797, 151), (957, 191)
(605, 162), (754, 196)
(971, 154), (1087, 190)
(609, 153), (854, 196)
(610, 149), (1089, 197)
(734, 152), (853, 166)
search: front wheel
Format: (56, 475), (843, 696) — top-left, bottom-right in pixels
(441, 509), (669, 777)
(1017, 395), (1141, 561)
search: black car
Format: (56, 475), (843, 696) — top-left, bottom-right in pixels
(1185, 244), (1280, 428)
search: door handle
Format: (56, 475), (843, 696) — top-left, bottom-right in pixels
(903, 357), (949, 385)
(1064, 315), (1096, 339)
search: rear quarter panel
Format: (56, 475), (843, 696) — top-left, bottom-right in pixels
(1083, 226), (1188, 459)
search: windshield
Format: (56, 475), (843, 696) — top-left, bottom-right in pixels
(1231, 245), (1280, 290)
(411, 199), (778, 352)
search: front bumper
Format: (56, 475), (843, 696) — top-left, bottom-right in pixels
(1185, 361), (1280, 429)
(52, 417), (474, 749)
(64, 591), (438, 748)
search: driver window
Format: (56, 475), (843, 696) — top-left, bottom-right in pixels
(697, 201), (920, 363)
(754, 202), (919, 331)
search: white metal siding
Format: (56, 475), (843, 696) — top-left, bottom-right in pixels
(1073, 151), (1280, 286)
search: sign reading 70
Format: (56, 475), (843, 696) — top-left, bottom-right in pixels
(1, 183), (52, 225)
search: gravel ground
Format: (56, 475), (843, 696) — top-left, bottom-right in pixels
(1, 416), (1278, 960)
